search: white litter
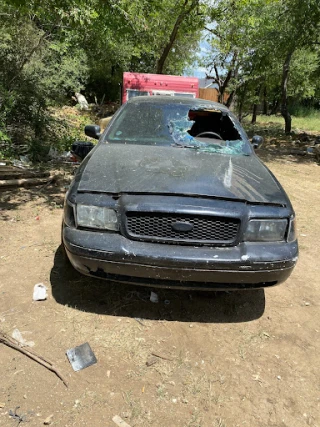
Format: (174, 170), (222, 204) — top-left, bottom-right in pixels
(112, 415), (132, 427)
(12, 328), (35, 347)
(150, 291), (159, 303)
(33, 283), (48, 301)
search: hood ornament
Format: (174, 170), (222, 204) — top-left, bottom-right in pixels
(171, 221), (193, 232)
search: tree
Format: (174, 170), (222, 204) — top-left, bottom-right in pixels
(155, 0), (202, 74)
(203, 0), (320, 132)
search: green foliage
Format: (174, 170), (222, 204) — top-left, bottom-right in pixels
(0, 1), (90, 159)
(246, 112), (320, 132)
(204, 0), (320, 130)
(48, 110), (93, 153)
(288, 105), (320, 118)
(1, 0), (204, 160)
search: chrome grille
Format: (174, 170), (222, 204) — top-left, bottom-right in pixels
(125, 212), (240, 245)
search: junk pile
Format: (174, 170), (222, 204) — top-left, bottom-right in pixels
(0, 163), (56, 190)
(266, 132), (320, 161)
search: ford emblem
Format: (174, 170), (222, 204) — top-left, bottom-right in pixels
(171, 221), (193, 232)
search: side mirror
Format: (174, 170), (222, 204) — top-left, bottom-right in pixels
(251, 135), (263, 150)
(85, 124), (101, 140)
(71, 141), (94, 161)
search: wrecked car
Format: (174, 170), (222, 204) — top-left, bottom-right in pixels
(62, 96), (298, 290)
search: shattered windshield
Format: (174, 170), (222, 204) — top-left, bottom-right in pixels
(105, 100), (251, 155)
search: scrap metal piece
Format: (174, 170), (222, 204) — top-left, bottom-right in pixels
(66, 342), (97, 372)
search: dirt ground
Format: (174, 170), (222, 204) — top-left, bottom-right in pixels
(0, 150), (319, 427)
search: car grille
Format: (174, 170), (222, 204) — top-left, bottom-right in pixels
(125, 212), (240, 246)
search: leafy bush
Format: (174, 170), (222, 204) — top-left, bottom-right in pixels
(288, 105), (320, 118)
(0, 6), (89, 161)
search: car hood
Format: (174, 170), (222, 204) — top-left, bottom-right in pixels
(78, 144), (287, 205)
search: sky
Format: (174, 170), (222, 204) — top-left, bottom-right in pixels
(186, 39), (212, 78)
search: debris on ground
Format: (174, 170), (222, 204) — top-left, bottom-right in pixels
(134, 317), (145, 326)
(12, 328), (35, 348)
(112, 414), (132, 427)
(73, 92), (89, 111)
(0, 165), (58, 190)
(151, 352), (173, 361)
(146, 356), (158, 367)
(66, 342), (97, 372)
(8, 406), (28, 423)
(121, 411), (131, 419)
(48, 148), (79, 164)
(13, 155), (31, 169)
(150, 291), (159, 303)
(261, 131), (320, 162)
(0, 331), (68, 387)
(43, 414), (54, 425)
(32, 283), (48, 301)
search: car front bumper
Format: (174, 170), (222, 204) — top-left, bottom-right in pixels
(62, 225), (298, 290)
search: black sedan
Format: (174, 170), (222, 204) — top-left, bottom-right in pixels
(62, 96), (298, 290)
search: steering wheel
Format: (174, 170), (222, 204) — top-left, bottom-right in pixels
(195, 131), (223, 140)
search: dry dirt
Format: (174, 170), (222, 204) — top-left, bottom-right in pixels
(0, 152), (319, 427)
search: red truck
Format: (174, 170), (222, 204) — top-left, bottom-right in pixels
(122, 72), (199, 104)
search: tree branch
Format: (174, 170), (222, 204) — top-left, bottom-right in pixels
(156, 0), (199, 73)
(0, 331), (68, 388)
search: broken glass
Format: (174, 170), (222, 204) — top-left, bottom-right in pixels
(169, 115), (248, 155)
(105, 100), (251, 155)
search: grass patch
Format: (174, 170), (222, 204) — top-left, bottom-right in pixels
(244, 113), (320, 133)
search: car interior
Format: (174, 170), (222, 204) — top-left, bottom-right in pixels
(188, 110), (241, 141)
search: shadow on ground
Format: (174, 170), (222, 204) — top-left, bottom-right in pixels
(0, 186), (65, 220)
(257, 148), (318, 165)
(0, 165), (75, 218)
(51, 246), (265, 323)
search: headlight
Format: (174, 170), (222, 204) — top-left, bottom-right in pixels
(287, 217), (297, 242)
(64, 200), (75, 227)
(244, 219), (287, 242)
(76, 205), (119, 231)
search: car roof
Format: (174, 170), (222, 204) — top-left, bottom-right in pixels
(126, 96), (230, 112)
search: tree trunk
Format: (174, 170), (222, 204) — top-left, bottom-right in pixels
(156, 0), (198, 74)
(225, 90), (235, 108)
(237, 83), (247, 122)
(263, 85), (268, 115)
(219, 53), (238, 105)
(270, 98), (280, 115)
(251, 84), (262, 124)
(219, 69), (232, 104)
(251, 103), (258, 124)
(280, 51), (294, 134)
